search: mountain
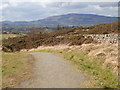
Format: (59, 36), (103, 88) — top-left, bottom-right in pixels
(36, 14), (118, 26)
(1, 13), (119, 31)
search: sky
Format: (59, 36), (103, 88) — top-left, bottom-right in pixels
(1, 0), (119, 21)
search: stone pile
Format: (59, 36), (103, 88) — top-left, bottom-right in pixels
(83, 34), (118, 43)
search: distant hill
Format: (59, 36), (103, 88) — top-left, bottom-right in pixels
(37, 13), (118, 26)
(1, 13), (119, 31)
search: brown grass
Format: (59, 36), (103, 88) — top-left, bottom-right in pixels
(28, 43), (118, 74)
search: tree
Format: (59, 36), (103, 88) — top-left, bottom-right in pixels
(57, 24), (61, 30)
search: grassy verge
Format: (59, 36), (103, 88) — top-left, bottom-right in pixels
(0, 52), (1, 88)
(2, 52), (35, 88)
(36, 49), (118, 88)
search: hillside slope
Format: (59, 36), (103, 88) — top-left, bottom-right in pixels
(2, 20), (118, 52)
(2, 13), (118, 31)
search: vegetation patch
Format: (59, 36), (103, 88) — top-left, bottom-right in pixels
(2, 30), (96, 52)
(36, 49), (118, 88)
(2, 21), (119, 52)
(0, 34), (20, 41)
(2, 52), (35, 88)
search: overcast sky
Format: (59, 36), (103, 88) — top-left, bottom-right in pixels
(1, 0), (119, 21)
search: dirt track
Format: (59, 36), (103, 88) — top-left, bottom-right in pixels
(18, 52), (87, 88)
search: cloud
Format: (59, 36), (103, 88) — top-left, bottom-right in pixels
(1, 1), (119, 21)
(88, 5), (102, 10)
(0, 3), (9, 10)
(3, 0), (120, 2)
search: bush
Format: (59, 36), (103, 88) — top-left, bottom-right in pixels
(2, 26), (100, 52)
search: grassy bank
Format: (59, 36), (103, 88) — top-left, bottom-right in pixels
(0, 34), (17, 40)
(36, 49), (118, 88)
(2, 52), (35, 88)
(0, 34), (25, 41)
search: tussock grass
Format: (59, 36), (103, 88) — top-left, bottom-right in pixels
(37, 49), (118, 88)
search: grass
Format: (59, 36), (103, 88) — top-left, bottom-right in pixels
(2, 52), (34, 87)
(0, 34), (25, 41)
(36, 49), (118, 88)
(0, 34), (17, 40)
(2, 52), (27, 77)
(0, 52), (1, 87)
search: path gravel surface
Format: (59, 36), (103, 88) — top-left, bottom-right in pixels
(18, 52), (87, 88)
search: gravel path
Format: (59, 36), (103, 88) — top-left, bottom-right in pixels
(18, 52), (87, 88)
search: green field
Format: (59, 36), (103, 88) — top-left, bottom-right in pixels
(0, 34), (18, 41)
(0, 34), (26, 41)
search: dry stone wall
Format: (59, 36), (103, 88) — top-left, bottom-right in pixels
(83, 34), (118, 43)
